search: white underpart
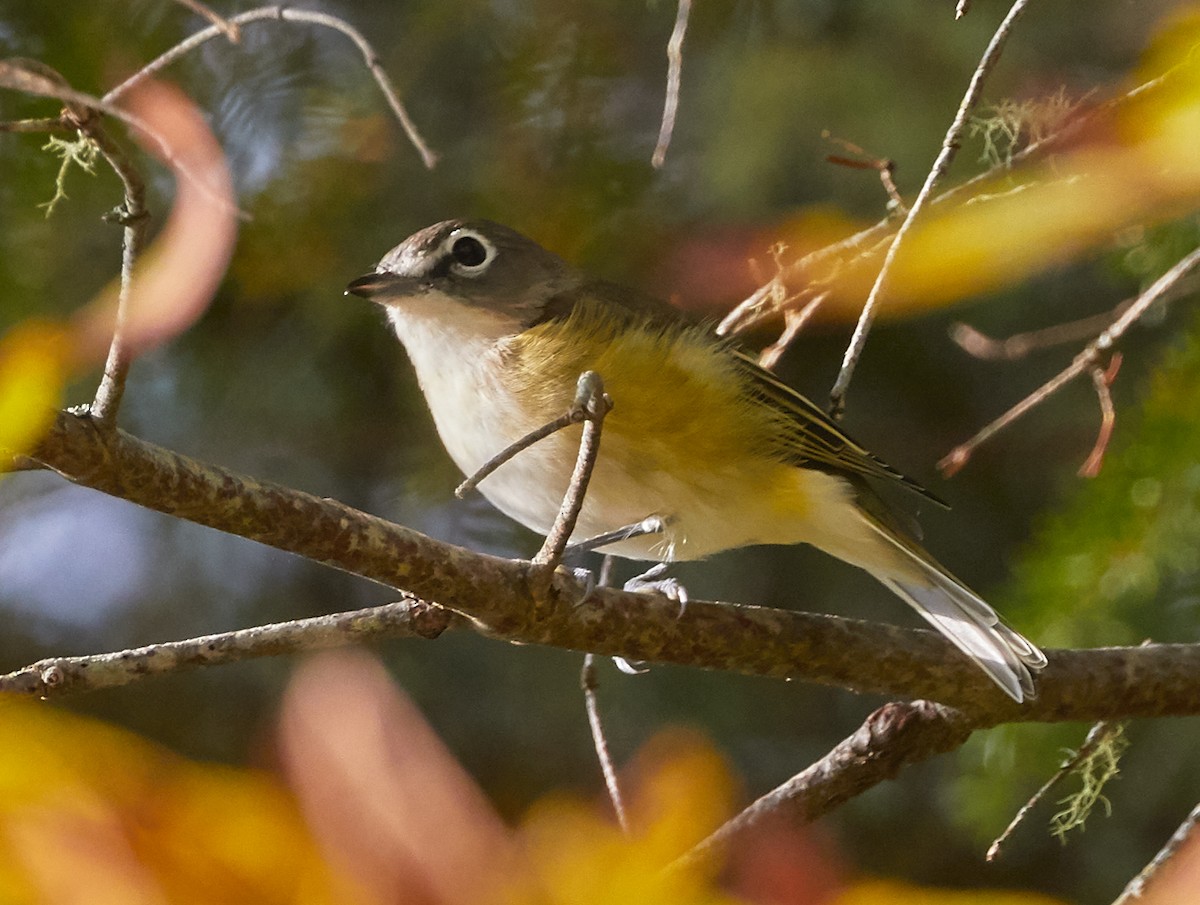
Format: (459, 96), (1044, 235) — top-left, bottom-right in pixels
(390, 295), (704, 559)
(389, 295), (874, 561)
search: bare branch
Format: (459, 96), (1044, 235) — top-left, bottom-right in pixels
(940, 243), (1200, 476)
(533, 372), (613, 570)
(987, 720), (1125, 861)
(1079, 354), (1121, 478)
(674, 701), (975, 869)
(822, 132), (907, 213)
(170, 0), (241, 42)
(829, 0), (1035, 417)
(103, 5), (438, 169)
(582, 652), (630, 833)
(15, 410), (1200, 718)
(0, 598), (452, 698)
(950, 305), (1128, 361)
(0, 116), (73, 134)
(720, 50), (1187, 348)
(1115, 800), (1200, 905)
(79, 116), (150, 423)
(757, 291), (829, 371)
(651, 0), (691, 169)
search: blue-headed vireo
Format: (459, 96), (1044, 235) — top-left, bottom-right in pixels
(346, 219), (1046, 702)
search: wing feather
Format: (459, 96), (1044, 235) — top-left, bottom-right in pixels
(732, 351), (946, 506)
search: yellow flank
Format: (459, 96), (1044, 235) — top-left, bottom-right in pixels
(503, 301), (811, 519)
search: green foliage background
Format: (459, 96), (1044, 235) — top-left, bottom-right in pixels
(2, 2), (1198, 902)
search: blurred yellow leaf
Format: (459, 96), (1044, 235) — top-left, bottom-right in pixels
(885, 13), (1200, 313)
(729, 12), (1200, 328)
(509, 732), (741, 905)
(833, 879), (1069, 905)
(0, 655), (1106, 905)
(0, 699), (357, 905)
(0, 320), (70, 455)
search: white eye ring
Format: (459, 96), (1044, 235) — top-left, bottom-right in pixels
(444, 229), (495, 275)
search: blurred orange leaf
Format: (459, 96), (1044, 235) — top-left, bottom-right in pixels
(72, 80), (237, 362)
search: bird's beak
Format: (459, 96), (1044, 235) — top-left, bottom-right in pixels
(345, 271), (420, 300)
(345, 272), (387, 299)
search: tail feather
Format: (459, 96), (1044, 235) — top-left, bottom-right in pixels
(862, 519), (1046, 702)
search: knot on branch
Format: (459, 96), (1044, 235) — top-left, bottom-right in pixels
(407, 599), (454, 639)
(851, 700), (975, 773)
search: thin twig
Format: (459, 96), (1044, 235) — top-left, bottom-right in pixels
(0, 116), (73, 134)
(1114, 800), (1200, 905)
(102, 5), (438, 168)
(1079, 354), (1121, 478)
(2, 61), (146, 422)
(940, 243), (1200, 476)
(822, 132), (907, 213)
(534, 372), (613, 570)
(78, 116), (150, 423)
(986, 720), (1123, 861)
(564, 517), (665, 558)
(651, 0), (691, 169)
(672, 701), (976, 870)
(171, 0), (241, 41)
(717, 248), (791, 337)
(758, 291), (829, 370)
(0, 597), (451, 698)
(455, 371), (611, 503)
(829, 0), (1034, 417)
(950, 305), (1131, 361)
(719, 52), (1183, 345)
(582, 649), (630, 833)
(455, 412), (583, 499)
(0, 59), (240, 219)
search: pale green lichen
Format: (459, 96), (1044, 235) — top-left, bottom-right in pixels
(1051, 722), (1129, 842)
(970, 87), (1080, 168)
(39, 134), (100, 217)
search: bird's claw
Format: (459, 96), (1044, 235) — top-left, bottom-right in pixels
(624, 562), (689, 616)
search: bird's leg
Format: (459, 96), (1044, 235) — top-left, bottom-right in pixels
(454, 370), (613, 500)
(564, 516), (668, 558)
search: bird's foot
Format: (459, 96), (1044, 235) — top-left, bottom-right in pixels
(624, 562), (689, 616)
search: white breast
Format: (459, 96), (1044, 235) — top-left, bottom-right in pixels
(386, 295), (583, 537)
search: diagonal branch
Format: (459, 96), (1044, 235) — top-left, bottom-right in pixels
(674, 701), (976, 868)
(719, 46), (1191, 348)
(829, 0), (1035, 416)
(533, 371), (612, 569)
(1115, 799), (1200, 905)
(939, 243), (1200, 476)
(15, 409), (1200, 721)
(651, 0), (691, 169)
(169, 0), (242, 42)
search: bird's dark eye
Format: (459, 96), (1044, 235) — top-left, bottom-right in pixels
(451, 235), (488, 267)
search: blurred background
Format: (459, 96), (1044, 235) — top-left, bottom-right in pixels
(2, 1), (1200, 902)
